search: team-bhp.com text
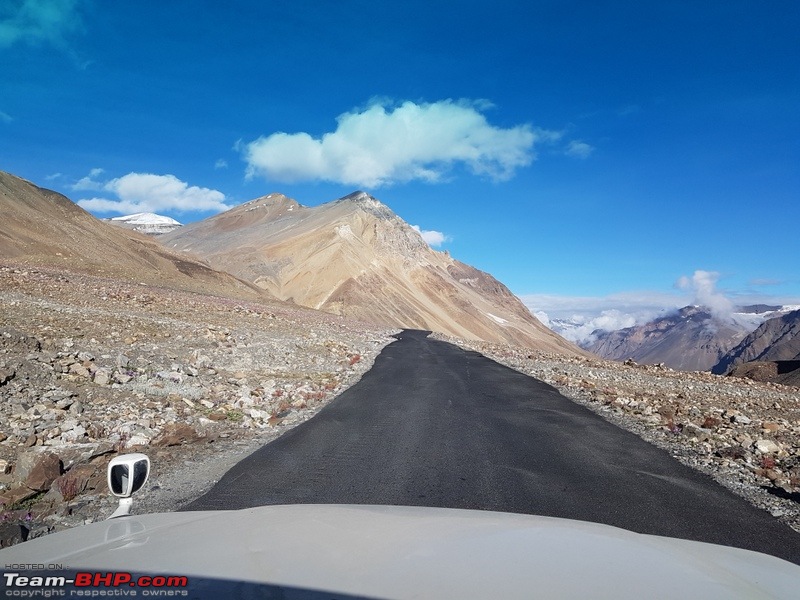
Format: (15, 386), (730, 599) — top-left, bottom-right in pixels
(3, 572), (189, 597)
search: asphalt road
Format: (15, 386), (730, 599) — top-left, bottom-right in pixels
(186, 330), (800, 564)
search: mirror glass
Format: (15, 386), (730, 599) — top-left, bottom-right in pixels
(110, 464), (129, 496)
(132, 460), (148, 493)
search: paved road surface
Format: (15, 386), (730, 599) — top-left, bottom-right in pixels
(186, 330), (800, 564)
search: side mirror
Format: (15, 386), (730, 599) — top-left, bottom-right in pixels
(107, 453), (150, 519)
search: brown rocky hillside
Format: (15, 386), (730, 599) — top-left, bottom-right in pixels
(715, 310), (800, 375)
(0, 171), (264, 300)
(587, 306), (751, 372)
(162, 191), (579, 354)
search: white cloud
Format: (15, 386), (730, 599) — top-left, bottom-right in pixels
(214, 159), (228, 170)
(411, 225), (449, 247)
(0, 0), (85, 49)
(0, 110), (12, 123)
(565, 140), (594, 159)
(242, 99), (553, 187)
(44, 172), (62, 180)
(70, 167), (105, 191)
(675, 270), (734, 320)
(76, 172), (229, 215)
(524, 271), (800, 345)
(523, 291), (687, 344)
(523, 291), (686, 316)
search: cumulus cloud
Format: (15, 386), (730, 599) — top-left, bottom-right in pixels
(70, 167), (105, 191)
(565, 140), (594, 159)
(411, 225), (449, 247)
(241, 99), (553, 187)
(552, 309), (644, 344)
(675, 270), (734, 319)
(75, 171), (229, 215)
(0, 0), (85, 49)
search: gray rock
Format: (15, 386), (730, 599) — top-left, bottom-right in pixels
(755, 439), (781, 454)
(92, 369), (110, 386)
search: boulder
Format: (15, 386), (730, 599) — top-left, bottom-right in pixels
(47, 464), (98, 502)
(0, 521), (30, 547)
(0, 485), (39, 509)
(22, 452), (62, 491)
(93, 369), (111, 386)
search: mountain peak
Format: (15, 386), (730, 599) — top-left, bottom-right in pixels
(340, 190), (374, 202)
(336, 191), (395, 220)
(161, 189), (580, 353)
(241, 193), (301, 210)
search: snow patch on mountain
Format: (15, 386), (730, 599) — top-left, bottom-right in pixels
(111, 212), (181, 225)
(107, 213), (182, 234)
(486, 313), (508, 325)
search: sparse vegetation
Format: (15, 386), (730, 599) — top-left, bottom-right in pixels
(225, 409), (244, 423)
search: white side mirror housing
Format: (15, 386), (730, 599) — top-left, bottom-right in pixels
(107, 453), (150, 519)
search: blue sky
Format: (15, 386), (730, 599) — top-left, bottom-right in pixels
(2, 0), (798, 330)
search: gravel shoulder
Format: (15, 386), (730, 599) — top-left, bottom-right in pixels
(0, 261), (396, 543)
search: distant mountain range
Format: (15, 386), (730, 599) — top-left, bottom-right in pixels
(162, 191), (578, 352)
(583, 304), (800, 381)
(585, 306), (752, 372)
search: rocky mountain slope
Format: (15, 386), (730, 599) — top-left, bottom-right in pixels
(586, 306), (752, 371)
(714, 310), (800, 383)
(727, 361), (800, 388)
(162, 191), (578, 353)
(0, 171), (263, 300)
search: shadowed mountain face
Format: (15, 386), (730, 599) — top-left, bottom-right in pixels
(162, 191), (579, 354)
(0, 171), (265, 300)
(586, 306), (752, 372)
(714, 310), (800, 377)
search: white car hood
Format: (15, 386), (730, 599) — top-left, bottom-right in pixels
(1, 504), (798, 599)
